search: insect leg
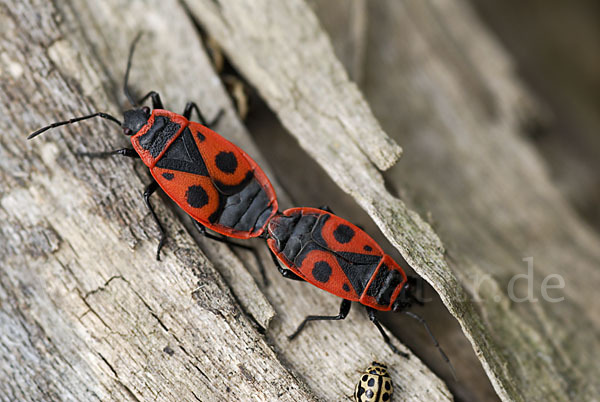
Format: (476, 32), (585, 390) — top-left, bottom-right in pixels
(137, 91), (164, 109)
(318, 205), (334, 213)
(269, 249), (303, 281)
(193, 221), (269, 285)
(366, 307), (409, 358)
(182, 102), (224, 128)
(143, 180), (166, 261)
(288, 299), (352, 340)
(77, 147), (139, 158)
(317, 205), (369, 232)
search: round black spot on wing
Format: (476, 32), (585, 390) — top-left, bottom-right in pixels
(215, 151), (238, 174)
(342, 283), (350, 292)
(162, 172), (174, 181)
(367, 378), (375, 387)
(362, 375), (368, 382)
(333, 224), (354, 244)
(186, 185), (209, 208)
(196, 131), (205, 142)
(382, 392), (390, 401)
(365, 389), (374, 398)
(312, 261), (332, 283)
(364, 245), (372, 252)
(385, 381), (391, 390)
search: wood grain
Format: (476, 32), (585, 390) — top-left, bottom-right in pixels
(0, 0), (450, 400)
(186, 0), (600, 401)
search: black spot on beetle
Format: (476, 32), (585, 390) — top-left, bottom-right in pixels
(342, 283), (350, 292)
(362, 375), (368, 382)
(356, 386), (365, 398)
(196, 131), (205, 142)
(186, 185), (209, 208)
(368, 378), (375, 387)
(365, 389), (374, 398)
(385, 381), (391, 390)
(312, 261), (332, 283)
(333, 224), (354, 244)
(215, 151), (238, 174)
(382, 392), (390, 401)
(364, 245), (372, 251)
(162, 172), (174, 181)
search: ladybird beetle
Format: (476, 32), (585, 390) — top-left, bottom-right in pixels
(354, 362), (393, 402)
(267, 207), (455, 377)
(28, 34), (278, 260)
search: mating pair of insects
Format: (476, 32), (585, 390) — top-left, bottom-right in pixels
(29, 35), (452, 373)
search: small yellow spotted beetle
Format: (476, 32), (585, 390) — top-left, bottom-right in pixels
(354, 361), (393, 402)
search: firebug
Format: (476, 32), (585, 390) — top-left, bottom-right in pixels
(28, 34), (278, 260)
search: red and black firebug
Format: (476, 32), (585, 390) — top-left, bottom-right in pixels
(28, 34), (278, 261)
(266, 207), (455, 378)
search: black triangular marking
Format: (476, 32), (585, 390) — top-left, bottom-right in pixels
(293, 239), (380, 296)
(156, 128), (209, 176)
(335, 253), (379, 296)
(308, 213), (380, 295)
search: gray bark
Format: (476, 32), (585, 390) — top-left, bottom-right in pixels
(186, 0), (600, 401)
(0, 0), (451, 401)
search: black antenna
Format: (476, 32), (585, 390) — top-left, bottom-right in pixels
(123, 32), (144, 107)
(403, 311), (457, 381)
(27, 112), (122, 140)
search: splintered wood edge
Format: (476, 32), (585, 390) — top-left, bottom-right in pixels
(0, 0), (450, 401)
(186, 0), (523, 401)
(185, 0), (402, 171)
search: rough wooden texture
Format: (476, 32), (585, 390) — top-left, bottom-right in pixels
(356, 2), (600, 400)
(470, 0), (600, 230)
(0, 0), (451, 401)
(188, 0), (600, 401)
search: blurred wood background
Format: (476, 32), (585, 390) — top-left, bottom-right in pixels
(1, 0), (598, 401)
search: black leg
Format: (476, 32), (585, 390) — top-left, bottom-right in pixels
(411, 278), (426, 306)
(182, 102), (224, 128)
(143, 180), (166, 261)
(137, 91), (164, 109)
(77, 147), (139, 158)
(269, 250), (303, 281)
(193, 221), (269, 286)
(366, 307), (409, 358)
(288, 299), (352, 340)
(318, 205), (334, 213)
(317, 205), (368, 231)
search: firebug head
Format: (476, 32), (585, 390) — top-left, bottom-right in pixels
(122, 106), (151, 135)
(392, 276), (420, 312)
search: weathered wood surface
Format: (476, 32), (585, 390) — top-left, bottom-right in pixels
(471, 0), (600, 230)
(188, 0), (600, 401)
(0, 0), (452, 401)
